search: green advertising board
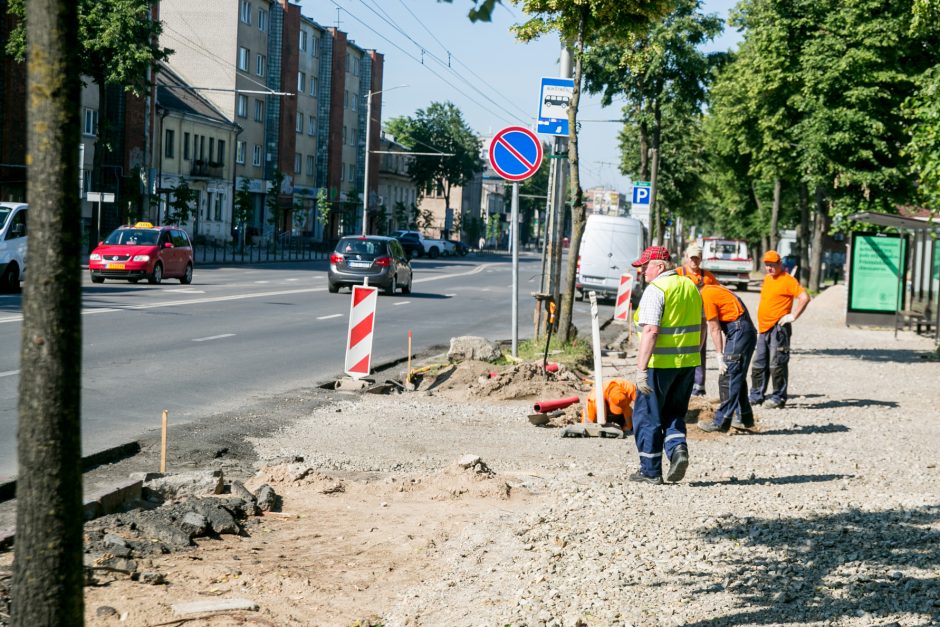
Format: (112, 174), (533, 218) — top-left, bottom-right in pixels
(848, 234), (907, 313)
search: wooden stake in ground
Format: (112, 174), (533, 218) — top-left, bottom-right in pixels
(160, 410), (168, 473)
(407, 330), (413, 385)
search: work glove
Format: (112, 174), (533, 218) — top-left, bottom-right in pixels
(717, 354), (728, 376)
(635, 369), (653, 395)
(778, 313), (796, 325)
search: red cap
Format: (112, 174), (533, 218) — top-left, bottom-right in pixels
(762, 250), (781, 263)
(632, 246), (671, 267)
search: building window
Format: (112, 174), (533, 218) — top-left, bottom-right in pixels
(351, 96), (357, 112)
(257, 7), (267, 31)
(82, 108), (98, 136)
(342, 126), (347, 145)
(340, 165), (344, 182)
(344, 90), (348, 109)
(238, 47), (249, 71)
(214, 194), (223, 221)
(349, 163), (355, 181)
(252, 144), (262, 166)
(236, 141), (246, 164)
(208, 137), (215, 163)
(297, 72), (305, 93)
(236, 94), (248, 118)
(310, 76), (317, 96)
(164, 129), (175, 159)
(294, 153), (302, 174)
(306, 155), (315, 177)
(256, 54), (265, 77)
(296, 112), (303, 134)
(308, 115), (316, 136)
(217, 140), (225, 166)
(312, 37), (319, 57)
(183, 132), (191, 160)
(240, 0), (252, 24)
(299, 30), (307, 52)
(254, 99), (264, 122)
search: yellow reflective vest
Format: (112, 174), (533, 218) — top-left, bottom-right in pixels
(634, 273), (703, 369)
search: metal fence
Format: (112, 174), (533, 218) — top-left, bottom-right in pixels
(193, 236), (331, 265)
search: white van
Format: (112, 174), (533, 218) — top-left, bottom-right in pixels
(576, 214), (646, 303)
(0, 202), (27, 293)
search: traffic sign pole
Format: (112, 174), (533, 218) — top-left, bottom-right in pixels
(511, 181), (519, 358)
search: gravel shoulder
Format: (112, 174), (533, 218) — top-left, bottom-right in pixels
(2, 284), (939, 626)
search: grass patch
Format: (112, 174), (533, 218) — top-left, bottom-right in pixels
(495, 336), (592, 368)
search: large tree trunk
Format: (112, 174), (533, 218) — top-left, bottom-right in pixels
(13, 0), (85, 624)
(638, 117), (650, 181)
(769, 177), (781, 250)
(558, 7), (588, 343)
(809, 185), (828, 292)
(651, 96), (663, 245)
(797, 181), (810, 284)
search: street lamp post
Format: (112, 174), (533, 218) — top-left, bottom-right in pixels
(361, 84), (407, 236)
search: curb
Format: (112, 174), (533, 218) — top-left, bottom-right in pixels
(0, 440), (141, 505)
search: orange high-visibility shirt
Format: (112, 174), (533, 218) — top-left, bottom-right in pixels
(584, 379), (636, 430)
(676, 265), (719, 288)
(701, 284), (745, 323)
(757, 272), (804, 333)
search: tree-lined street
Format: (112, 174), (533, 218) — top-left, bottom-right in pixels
(0, 255), (609, 481)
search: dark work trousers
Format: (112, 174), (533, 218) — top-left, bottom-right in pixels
(633, 367), (695, 478)
(692, 344), (707, 395)
(749, 322), (792, 405)
(714, 317), (758, 427)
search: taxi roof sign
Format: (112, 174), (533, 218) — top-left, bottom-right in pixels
(134, 221), (154, 228)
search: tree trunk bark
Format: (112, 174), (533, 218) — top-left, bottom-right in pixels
(798, 181), (810, 284)
(638, 116), (650, 181)
(809, 185), (828, 292)
(769, 177), (781, 251)
(558, 7), (588, 343)
(651, 96), (663, 245)
(13, 0), (85, 624)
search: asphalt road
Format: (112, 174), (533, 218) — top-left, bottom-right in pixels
(0, 253), (613, 481)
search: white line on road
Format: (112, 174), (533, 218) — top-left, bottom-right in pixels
(254, 280), (270, 284)
(286, 278), (299, 282)
(316, 313), (342, 320)
(0, 369), (20, 378)
(173, 289), (206, 294)
(445, 293), (457, 297)
(393, 301), (410, 306)
(481, 288), (491, 292)
(192, 333), (235, 342)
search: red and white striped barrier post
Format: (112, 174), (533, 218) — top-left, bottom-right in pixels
(613, 272), (633, 325)
(344, 283), (379, 379)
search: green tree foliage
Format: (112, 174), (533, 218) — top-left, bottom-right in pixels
(904, 62), (940, 213)
(438, 0), (501, 21)
(503, 160), (550, 245)
(166, 179), (196, 225)
(583, 0), (723, 244)
(511, 0), (674, 341)
(315, 187), (332, 232)
(265, 169), (286, 233)
(385, 102), (483, 213)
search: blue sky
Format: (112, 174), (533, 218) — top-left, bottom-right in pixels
(297, 0), (742, 191)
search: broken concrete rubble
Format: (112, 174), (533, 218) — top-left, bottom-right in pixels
(130, 470), (224, 502)
(447, 336), (502, 362)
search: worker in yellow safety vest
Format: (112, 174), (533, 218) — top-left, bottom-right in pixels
(629, 246), (705, 485)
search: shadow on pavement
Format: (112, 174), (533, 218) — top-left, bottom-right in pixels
(688, 473), (852, 488)
(682, 504), (940, 626)
(757, 423), (851, 436)
(787, 398), (900, 410)
(792, 347), (931, 364)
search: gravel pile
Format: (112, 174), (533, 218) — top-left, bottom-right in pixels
(253, 285), (940, 626)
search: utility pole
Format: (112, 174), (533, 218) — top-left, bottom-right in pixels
(361, 85), (408, 236)
(649, 147), (661, 245)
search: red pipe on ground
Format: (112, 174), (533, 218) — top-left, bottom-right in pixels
(533, 395), (580, 413)
(544, 363), (559, 373)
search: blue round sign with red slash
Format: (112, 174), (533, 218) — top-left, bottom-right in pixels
(489, 126), (543, 182)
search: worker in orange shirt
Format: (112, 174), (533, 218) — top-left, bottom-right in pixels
(696, 283), (757, 431)
(748, 251), (811, 409)
(583, 378), (636, 433)
(676, 244), (718, 397)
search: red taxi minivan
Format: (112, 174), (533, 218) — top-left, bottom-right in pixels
(89, 222), (194, 285)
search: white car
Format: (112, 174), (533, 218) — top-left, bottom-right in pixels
(0, 202), (27, 293)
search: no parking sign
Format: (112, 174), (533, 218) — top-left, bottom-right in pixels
(488, 126), (543, 181)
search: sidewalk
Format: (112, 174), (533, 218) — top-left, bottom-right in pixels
(4, 284), (939, 626)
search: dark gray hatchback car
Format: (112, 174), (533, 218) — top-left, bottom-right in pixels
(328, 235), (413, 295)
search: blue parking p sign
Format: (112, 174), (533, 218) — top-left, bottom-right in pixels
(632, 181), (651, 206)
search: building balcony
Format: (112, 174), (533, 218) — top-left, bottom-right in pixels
(191, 160), (224, 179)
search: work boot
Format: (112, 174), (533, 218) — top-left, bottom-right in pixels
(666, 445), (689, 483)
(764, 398), (785, 409)
(697, 420), (728, 433)
(691, 385), (706, 397)
(731, 418), (756, 431)
(629, 470), (663, 485)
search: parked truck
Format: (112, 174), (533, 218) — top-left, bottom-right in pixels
(392, 230), (454, 258)
(701, 237), (752, 291)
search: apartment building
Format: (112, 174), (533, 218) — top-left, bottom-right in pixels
(160, 0), (384, 241)
(585, 187), (627, 216)
(376, 134), (418, 233)
(154, 64), (240, 243)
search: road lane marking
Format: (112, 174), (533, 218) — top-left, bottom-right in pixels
(192, 334), (235, 342)
(0, 369), (19, 378)
(393, 301), (410, 306)
(316, 314), (342, 320)
(286, 278), (299, 282)
(254, 280), (270, 284)
(173, 289), (205, 294)
(481, 288), (491, 292)
(445, 293), (457, 297)
(0, 262), (502, 325)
